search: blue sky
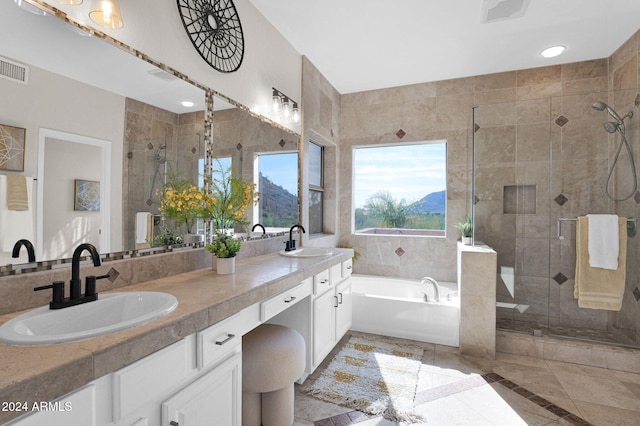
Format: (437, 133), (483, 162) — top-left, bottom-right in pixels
(353, 142), (446, 208)
(258, 152), (298, 195)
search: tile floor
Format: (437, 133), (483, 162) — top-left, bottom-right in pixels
(294, 332), (640, 425)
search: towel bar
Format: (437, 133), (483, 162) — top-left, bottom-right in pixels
(556, 217), (637, 240)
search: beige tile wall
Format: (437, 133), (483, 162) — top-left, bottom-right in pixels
(332, 29), (640, 339)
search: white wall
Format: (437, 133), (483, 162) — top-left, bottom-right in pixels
(0, 65), (125, 254)
(46, 0), (302, 126)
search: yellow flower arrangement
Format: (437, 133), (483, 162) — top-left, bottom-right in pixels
(158, 163), (258, 236)
(203, 162), (259, 230)
(159, 178), (212, 234)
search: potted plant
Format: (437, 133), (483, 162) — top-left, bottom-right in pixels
(205, 231), (243, 274)
(455, 214), (473, 244)
(201, 160), (259, 232)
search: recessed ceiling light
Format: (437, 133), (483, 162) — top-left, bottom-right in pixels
(181, 100), (195, 108)
(541, 45), (565, 58)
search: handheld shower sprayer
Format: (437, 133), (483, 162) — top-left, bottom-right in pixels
(591, 100), (637, 201)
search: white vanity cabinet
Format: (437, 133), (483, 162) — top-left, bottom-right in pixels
(311, 259), (353, 370)
(162, 350), (242, 426)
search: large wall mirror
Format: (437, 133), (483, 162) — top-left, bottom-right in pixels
(0, 1), (299, 271)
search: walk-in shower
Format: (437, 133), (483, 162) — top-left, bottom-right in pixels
(591, 101), (636, 201)
(472, 96), (639, 349)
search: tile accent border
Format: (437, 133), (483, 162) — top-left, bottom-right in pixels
(312, 373), (593, 426)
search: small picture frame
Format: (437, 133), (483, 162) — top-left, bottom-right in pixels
(0, 124), (26, 172)
(74, 179), (100, 211)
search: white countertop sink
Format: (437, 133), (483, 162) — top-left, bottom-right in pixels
(279, 247), (333, 257)
(0, 291), (178, 346)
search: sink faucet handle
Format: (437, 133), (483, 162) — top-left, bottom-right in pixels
(34, 281), (65, 304)
(85, 276), (97, 297)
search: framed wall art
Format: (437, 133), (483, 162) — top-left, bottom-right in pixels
(0, 124), (26, 172)
(74, 179), (100, 211)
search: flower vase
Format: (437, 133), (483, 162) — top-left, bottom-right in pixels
(216, 256), (236, 274)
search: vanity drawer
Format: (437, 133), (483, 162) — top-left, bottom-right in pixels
(197, 304), (259, 370)
(313, 269), (331, 295)
(342, 259), (353, 278)
(260, 278), (312, 321)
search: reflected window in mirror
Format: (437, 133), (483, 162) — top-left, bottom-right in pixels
(309, 142), (324, 234)
(254, 152), (299, 230)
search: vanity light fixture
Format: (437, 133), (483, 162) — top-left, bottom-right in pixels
(541, 45), (565, 58)
(89, 0), (123, 29)
(13, 0), (47, 15)
(272, 87), (300, 124)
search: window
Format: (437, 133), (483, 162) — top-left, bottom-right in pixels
(255, 152), (299, 229)
(353, 141), (446, 236)
(308, 142), (324, 234)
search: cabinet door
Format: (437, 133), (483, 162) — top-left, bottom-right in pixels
(162, 351), (241, 426)
(312, 288), (337, 368)
(335, 279), (352, 340)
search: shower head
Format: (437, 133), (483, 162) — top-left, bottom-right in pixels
(592, 101), (624, 124)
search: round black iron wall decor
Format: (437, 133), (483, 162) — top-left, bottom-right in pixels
(177, 0), (245, 73)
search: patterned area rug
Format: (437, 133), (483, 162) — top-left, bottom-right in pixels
(302, 335), (425, 423)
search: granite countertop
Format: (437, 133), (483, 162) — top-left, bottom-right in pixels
(0, 249), (352, 424)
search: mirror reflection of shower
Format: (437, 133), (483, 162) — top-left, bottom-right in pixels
(591, 101), (636, 201)
(148, 143), (167, 206)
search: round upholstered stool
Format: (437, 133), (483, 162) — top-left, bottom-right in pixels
(242, 324), (305, 426)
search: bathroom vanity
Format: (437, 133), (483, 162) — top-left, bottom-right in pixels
(0, 249), (353, 425)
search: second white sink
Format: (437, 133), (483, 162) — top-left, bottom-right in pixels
(0, 291), (178, 346)
(279, 248), (332, 257)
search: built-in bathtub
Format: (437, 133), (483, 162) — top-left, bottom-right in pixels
(351, 274), (459, 347)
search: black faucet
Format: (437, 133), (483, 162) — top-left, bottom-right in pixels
(251, 223), (266, 235)
(12, 239), (35, 263)
(285, 224), (306, 251)
(34, 243), (105, 309)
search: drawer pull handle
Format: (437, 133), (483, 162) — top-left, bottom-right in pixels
(347, 265), (352, 270)
(334, 295), (339, 308)
(284, 296), (297, 303)
(170, 421), (179, 426)
(338, 292), (343, 304)
(215, 333), (236, 346)
(321, 279), (328, 284)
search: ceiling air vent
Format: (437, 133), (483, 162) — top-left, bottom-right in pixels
(481, 0), (530, 23)
(0, 56), (29, 85)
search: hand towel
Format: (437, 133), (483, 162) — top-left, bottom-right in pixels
(574, 216), (626, 311)
(586, 214), (619, 270)
(6, 174), (28, 211)
(0, 175), (35, 252)
(136, 212), (152, 244)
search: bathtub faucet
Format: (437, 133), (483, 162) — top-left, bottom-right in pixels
(421, 277), (441, 302)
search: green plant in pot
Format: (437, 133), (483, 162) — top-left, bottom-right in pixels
(455, 214), (473, 244)
(205, 231), (243, 274)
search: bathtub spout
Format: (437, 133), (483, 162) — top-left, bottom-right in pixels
(421, 277), (441, 302)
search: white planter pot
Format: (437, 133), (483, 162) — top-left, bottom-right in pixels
(216, 256), (236, 274)
(461, 236), (472, 245)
